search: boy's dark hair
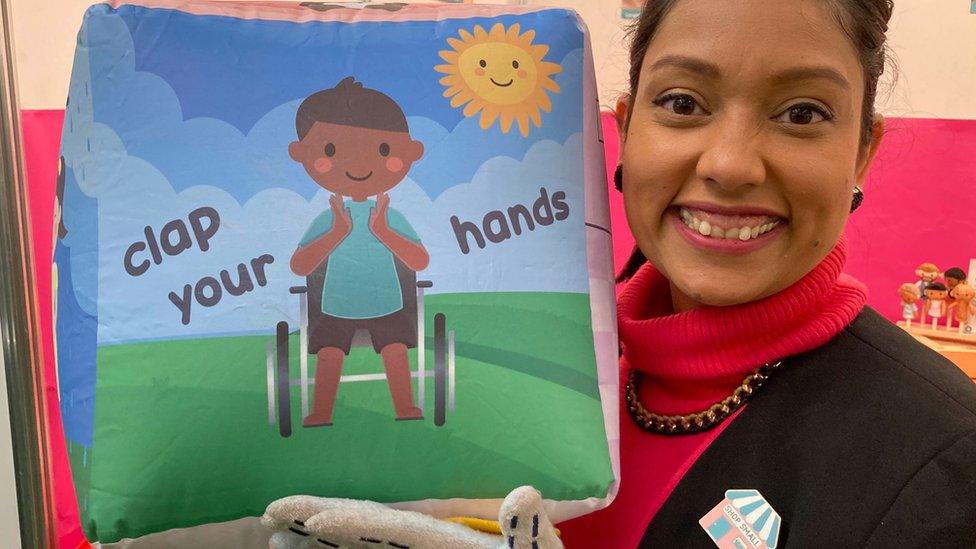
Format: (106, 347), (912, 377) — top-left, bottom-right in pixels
(295, 77), (408, 139)
(928, 282), (947, 292)
(945, 268), (967, 281)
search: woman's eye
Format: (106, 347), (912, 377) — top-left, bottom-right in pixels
(653, 93), (706, 116)
(775, 104), (832, 125)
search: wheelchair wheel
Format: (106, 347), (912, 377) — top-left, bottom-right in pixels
(434, 313), (447, 427)
(276, 321), (292, 438)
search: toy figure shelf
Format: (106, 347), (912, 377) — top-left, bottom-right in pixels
(901, 324), (976, 380)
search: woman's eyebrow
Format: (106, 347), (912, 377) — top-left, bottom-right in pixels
(648, 55), (721, 78)
(648, 55), (851, 91)
(770, 66), (851, 90)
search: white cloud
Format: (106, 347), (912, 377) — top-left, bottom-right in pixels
(393, 133), (588, 295)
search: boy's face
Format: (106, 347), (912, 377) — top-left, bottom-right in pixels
(289, 122), (424, 200)
(947, 276), (963, 289)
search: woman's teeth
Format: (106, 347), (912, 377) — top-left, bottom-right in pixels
(679, 208), (781, 241)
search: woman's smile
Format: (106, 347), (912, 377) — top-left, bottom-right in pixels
(670, 204), (786, 254)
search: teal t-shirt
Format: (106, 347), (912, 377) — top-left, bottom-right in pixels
(298, 199), (421, 319)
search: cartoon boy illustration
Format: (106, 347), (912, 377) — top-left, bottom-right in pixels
(289, 77), (428, 427)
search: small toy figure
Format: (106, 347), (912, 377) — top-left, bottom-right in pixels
(915, 263), (941, 323)
(945, 267), (968, 305)
(948, 283), (975, 333)
(898, 283), (920, 328)
(923, 282), (949, 330)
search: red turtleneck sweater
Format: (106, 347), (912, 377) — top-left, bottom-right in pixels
(559, 239), (868, 548)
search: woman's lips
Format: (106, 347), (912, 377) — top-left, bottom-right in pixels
(671, 206), (786, 254)
(678, 206), (782, 241)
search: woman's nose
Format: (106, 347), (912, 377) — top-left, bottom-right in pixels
(694, 113), (767, 193)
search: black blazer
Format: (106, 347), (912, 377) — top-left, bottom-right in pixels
(641, 308), (976, 548)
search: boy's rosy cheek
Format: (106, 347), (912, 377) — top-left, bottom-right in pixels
(313, 158), (333, 173)
(386, 157), (404, 172)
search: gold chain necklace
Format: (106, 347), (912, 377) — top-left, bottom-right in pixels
(625, 361), (783, 435)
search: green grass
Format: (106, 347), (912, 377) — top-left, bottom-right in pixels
(82, 292), (613, 542)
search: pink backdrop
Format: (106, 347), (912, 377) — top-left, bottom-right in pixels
(22, 109), (976, 545)
(22, 109), (88, 548)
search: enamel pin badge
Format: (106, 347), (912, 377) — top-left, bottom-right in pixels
(699, 489), (781, 549)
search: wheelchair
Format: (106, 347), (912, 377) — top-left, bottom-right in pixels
(265, 261), (455, 438)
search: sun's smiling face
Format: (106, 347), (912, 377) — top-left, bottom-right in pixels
(458, 42), (538, 105)
(436, 23), (561, 137)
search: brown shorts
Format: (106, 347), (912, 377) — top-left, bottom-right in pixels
(305, 258), (418, 355)
(308, 305), (417, 355)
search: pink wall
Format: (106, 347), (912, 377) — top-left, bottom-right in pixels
(846, 117), (976, 318)
(22, 110), (976, 545)
(601, 112), (976, 319)
(21, 109), (89, 548)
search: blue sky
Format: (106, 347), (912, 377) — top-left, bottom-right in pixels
(79, 3), (585, 202)
(61, 4), (593, 343)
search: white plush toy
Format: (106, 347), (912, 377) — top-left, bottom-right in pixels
(262, 486), (562, 549)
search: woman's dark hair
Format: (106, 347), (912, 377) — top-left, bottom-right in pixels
(928, 282), (947, 292)
(617, 0), (895, 282)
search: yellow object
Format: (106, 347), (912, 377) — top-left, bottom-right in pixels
(435, 23), (562, 137)
(445, 517), (561, 537)
(445, 517), (502, 535)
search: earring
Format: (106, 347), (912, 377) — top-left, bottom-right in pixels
(614, 164), (623, 192)
(850, 186), (864, 213)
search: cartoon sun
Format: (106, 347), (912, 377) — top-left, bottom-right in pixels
(435, 23), (562, 137)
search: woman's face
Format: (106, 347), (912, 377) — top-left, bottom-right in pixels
(621, 0), (883, 308)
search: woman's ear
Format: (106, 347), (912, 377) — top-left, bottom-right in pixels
(855, 114), (885, 188)
(614, 95), (631, 148)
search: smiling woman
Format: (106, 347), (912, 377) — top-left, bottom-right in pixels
(556, 0), (976, 547)
(618, 0), (884, 310)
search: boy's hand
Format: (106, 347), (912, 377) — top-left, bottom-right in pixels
(368, 192), (429, 271)
(329, 194), (352, 238)
(369, 192), (391, 236)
